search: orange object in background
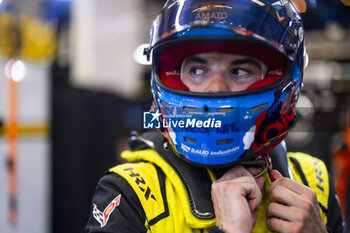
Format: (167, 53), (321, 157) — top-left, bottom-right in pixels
(291, 0), (307, 13)
(341, 0), (350, 6)
(333, 128), (350, 225)
(7, 59), (19, 225)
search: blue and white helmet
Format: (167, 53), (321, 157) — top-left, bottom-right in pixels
(146, 0), (305, 167)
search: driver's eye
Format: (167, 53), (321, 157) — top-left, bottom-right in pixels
(190, 67), (206, 76)
(230, 68), (249, 76)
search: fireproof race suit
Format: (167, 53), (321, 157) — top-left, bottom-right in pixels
(86, 132), (346, 233)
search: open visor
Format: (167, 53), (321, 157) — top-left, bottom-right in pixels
(155, 41), (290, 94)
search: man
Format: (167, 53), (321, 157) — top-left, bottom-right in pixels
(86, 0), (346, 232)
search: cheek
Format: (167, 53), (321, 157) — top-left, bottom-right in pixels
(181, 74), (193, 86)
(228, 83), (250, 92)
(227, 76), (261, 91)
(181, 76), (202, 92)
(226, 80), (254, 92)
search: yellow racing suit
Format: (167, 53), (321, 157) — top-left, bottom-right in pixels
(86, 132), (346, 233)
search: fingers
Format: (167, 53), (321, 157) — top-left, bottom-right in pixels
(269, 170), (310, 197)
(239, 177), (262, 212)
(213, 166), (265, 212)
(246, 167), (265, 190)
(266, 202), (308, 223)
(218, 165), (254, 181)
(212, 167), (263, 212)
(218, 166), (266, 190)
(267, 170), (328, 233)
(212, 176), (262, 210)
(268, 184), (300, 206)
(267, 216), (303, 233)
(211, 174), (262, 232)
(270, 169), (283, 180)
(246, 166), (265, 178)
(268, 171), (318, 206)
(269, 182), (318, 211)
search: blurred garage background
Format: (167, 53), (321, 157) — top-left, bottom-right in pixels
(0, 0), (349, 232)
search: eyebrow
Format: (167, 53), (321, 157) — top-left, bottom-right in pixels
(183, 55), (207, 64)
(184, 56), (262, 69)
(231, 58), (261, 68)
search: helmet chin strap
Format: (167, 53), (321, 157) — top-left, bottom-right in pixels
(229, 153), (277, 182)
(226, 155), (270, 179)
(253, 154), (269, 179)
(263, 153), (275, 181)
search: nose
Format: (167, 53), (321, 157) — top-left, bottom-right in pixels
(205, 73), (231, 93)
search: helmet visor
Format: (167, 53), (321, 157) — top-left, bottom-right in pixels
(156, 41), (289, 94)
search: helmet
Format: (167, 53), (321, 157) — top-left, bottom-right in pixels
(146, 0), (305, 167)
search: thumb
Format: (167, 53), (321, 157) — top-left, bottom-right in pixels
(270, 169), (283, 181)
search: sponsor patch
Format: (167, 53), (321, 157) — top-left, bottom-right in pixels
(93, 194), (121, 227)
